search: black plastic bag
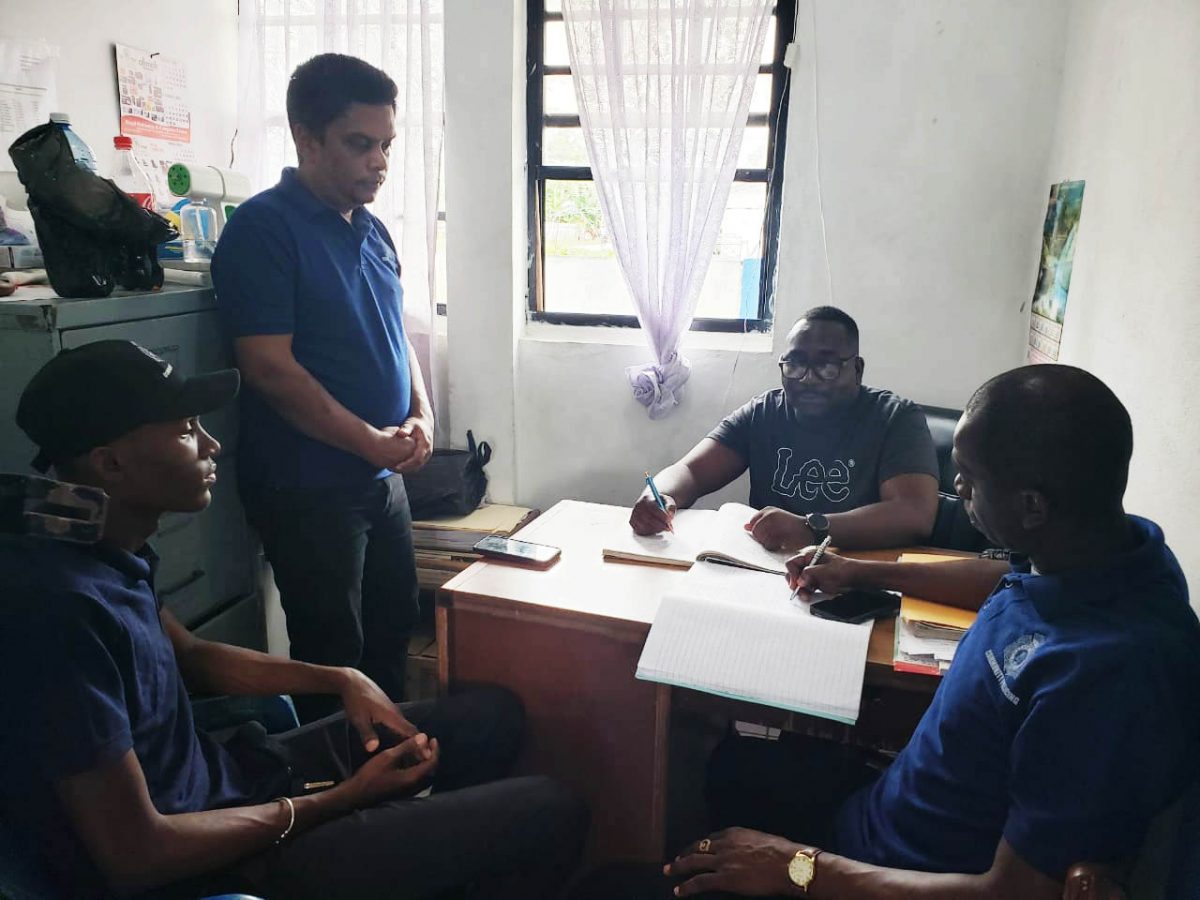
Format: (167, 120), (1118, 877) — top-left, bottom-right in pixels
(403, 430), (491, 519)
(8, 122), (176, 297)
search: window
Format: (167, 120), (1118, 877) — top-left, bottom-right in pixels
(526, 0), (796, 332)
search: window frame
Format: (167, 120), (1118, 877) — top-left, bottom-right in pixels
(525, 0), (796, 333)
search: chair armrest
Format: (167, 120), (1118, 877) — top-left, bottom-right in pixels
(1063, 863), (1128, 900)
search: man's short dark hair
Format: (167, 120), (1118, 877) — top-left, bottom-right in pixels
(797, 306), (860, 350)
(964, 365), (1133, 519)
(286, 54), (398, 137)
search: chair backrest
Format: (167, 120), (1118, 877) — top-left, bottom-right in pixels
(919, 404), (962, 495)
(918, 405), (988, 552)
(1073, 779), (1200, 900)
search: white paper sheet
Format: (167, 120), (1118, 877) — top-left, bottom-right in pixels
(0, 38), (58, 173)
(637, 564), (872, 724)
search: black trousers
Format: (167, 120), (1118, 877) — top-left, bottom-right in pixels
(571, 732), (881, 900)
(243, 474), (422, 722)
(167, 688), (588, 900)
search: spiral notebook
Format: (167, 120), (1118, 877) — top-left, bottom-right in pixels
(635, 562), (872, 724)
(603, 503), (792, 575)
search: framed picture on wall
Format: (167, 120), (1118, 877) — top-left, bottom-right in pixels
(1028, 179), (1085, 363)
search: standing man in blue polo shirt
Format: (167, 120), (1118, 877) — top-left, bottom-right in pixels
(213, 54), (432, 721)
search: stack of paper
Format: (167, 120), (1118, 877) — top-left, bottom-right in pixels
(604, 503), (792, 575)
(636, 562), (873, 724)
(892, 553), (978, 676)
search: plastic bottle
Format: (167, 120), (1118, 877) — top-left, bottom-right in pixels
(180, 198), (218, 263)
(47, 112), (99, 174)
(111, 136), (155, 210)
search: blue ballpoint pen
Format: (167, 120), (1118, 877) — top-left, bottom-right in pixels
(644, 471), (666, 511)
(644, 471), (673, 532)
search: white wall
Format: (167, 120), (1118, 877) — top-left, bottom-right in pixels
(443, 0), (526, 502)
(2, 0), (270, 644)
(445, 0), (1070, 510)
(1043, 0), (1200, 590)
(2, 0), (238, 173)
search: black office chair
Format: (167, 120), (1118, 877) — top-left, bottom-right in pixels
(918, 405), (988, 553)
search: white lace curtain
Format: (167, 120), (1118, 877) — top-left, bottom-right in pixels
(234, 0), (444, 424)
(561, 0), (773, 419)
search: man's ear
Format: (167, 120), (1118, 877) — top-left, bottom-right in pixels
(1018, 489), (1050, 531)
(86, 446), (124, 488)
(854, 356), (865, 384)
(291, 123), (320, 165)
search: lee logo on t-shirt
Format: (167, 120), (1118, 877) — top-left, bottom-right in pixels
(771, 449), (855, 503)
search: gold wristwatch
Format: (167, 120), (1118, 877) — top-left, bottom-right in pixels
(787, 846), (822, 893)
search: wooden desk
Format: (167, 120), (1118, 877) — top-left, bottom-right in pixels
(438, 501), (962, 863)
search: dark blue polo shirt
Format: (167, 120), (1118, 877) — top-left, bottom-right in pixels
(0, 537), (257, 897)
(212, 167), (411, 490)
(834, 515), (1200, 879)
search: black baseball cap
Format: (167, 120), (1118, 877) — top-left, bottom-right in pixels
(16, 340), (240, 473)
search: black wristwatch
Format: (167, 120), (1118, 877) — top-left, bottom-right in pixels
(804, 513), (831, 543)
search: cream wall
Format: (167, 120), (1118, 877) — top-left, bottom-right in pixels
(1044, 0), (1200, 593)
(1, 0), (238, 173)
(444, 0), (1071, 511)
(17, 0), (1196, 625)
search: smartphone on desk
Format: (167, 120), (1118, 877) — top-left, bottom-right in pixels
(810, 589), (900, 625)
(473, 535), (562, 569)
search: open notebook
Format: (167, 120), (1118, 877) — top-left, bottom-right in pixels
(604, 503), (792, 575)
(636, 562), (873, 724)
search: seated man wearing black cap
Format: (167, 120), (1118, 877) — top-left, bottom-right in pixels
(0, 341), (586, 900)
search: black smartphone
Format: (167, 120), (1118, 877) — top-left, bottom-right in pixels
(473, 535), (562, 569)
(810, 589), (900, 624)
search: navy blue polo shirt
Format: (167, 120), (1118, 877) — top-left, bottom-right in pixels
(212, 167), (411, 489)
(0, 536), (257, 897)
(835, 515), (1200, 878)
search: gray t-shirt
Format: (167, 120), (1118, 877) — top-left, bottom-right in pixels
(708, 386), (939, 515)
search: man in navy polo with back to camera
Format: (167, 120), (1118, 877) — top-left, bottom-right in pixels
(213, 53), (431, 721)
(657, 366), (1200, 899)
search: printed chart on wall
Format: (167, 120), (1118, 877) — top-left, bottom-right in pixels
(1028, 180), (1085, 363)
(113, 43), (195, 203)
(0, 38), (58, 173)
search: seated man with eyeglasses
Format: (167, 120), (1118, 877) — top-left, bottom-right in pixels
(630, 306), (940, 551)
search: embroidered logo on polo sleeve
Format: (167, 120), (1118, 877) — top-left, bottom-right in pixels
(985, 632), (1046, 706)
(1003, 633), (1045, 678)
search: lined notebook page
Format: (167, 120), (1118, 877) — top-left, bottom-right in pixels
(636, 572), (872, 724)
(689, 503), (795, 575)
(676, 560), (806, 614)
(602, 509), (718, 567)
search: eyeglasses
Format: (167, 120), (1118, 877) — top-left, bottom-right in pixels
(778, 355), (857, 382)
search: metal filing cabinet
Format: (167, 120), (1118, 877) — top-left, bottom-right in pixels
(0, 285), (265, 650)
